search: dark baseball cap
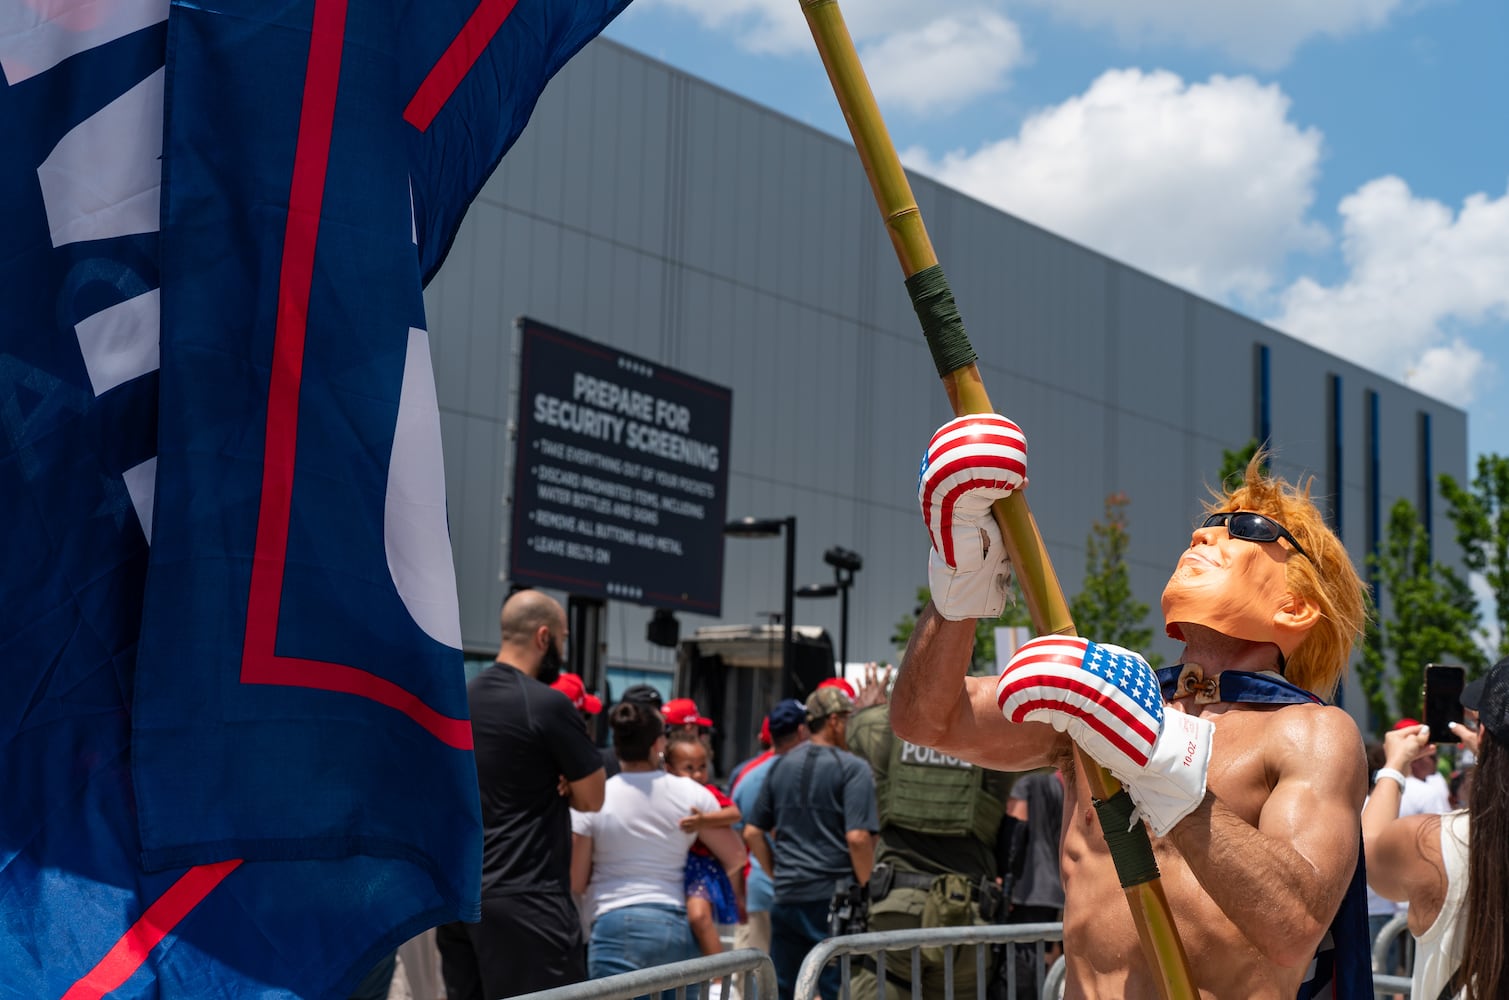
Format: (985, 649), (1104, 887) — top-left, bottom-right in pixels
(767, 699), (807, 738)
(618, 684), (663, 709)
(1462, 656), (1509, 744)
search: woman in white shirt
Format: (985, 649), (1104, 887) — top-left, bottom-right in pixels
(572, 701), (746, 988)
(1363, 657), (1508, 1000)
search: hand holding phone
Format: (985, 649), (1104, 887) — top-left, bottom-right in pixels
(1423, 664), (1466, 744)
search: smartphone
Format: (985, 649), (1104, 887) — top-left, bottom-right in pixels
(1423, 663), (1466, 744)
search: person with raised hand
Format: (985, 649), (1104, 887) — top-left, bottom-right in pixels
(1363, 657), (1509, 1000)
(894, 415), (1373, 999)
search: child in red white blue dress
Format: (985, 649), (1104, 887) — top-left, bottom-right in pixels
(664, 732), (745, 956)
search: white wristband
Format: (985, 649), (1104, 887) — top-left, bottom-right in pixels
(1374, 767), (1407, 790)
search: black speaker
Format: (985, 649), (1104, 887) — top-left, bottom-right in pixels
(646, 608), (680, 648)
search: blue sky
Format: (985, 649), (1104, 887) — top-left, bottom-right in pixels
(603, 0), (1509, 466)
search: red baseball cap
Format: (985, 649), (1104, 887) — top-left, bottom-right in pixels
(759, 716), (772, 748)
(551, 673), (602, 714)
(662, 697), (713, 728)
(817, 677), (856, 700)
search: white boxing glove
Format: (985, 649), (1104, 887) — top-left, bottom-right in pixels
(996, 635), (1213, 836)
(918, 413), (1027, 620)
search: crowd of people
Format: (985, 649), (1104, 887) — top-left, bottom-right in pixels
(410, 587), (1069, 1000)
(379, 408), (1508, 1000)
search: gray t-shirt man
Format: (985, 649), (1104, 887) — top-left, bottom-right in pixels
(747, 738), (879, 903)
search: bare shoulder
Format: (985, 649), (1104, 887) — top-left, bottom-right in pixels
(1372, 812), (1446, 909)
(1267, 702), (1364, 751)
(1262, 702), (1365, 783)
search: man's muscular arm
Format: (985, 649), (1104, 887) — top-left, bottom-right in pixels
(1165, 706), (1367, 969)
(890, 602), (1063, 771)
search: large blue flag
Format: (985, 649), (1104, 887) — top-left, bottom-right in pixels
(0, 0), (630, 995)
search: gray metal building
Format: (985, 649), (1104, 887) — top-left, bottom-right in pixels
(424, 38), (1466, 719)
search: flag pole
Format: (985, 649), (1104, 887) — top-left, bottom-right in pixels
(796, 1), (1197, 996)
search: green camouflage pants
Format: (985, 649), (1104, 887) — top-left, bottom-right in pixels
(848, 878), (992, 1000)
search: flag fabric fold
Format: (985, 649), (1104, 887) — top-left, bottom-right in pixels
(1, 0), (632, 993)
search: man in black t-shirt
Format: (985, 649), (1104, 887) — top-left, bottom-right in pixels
(437, 590), (606, 1000)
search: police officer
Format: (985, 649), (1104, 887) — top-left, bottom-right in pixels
(847, 700), (1015, 1000)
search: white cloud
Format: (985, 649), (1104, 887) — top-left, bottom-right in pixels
(862, 13), (1025, 114)
(902, 69), (1327, 301)
(1463, 571), (1502, 662)
(1407, 340), (1491, 403)
(1270, 177), (1509, 404)
(1021, 0), (1405, 69)
(632, 1), (1025, 112)
(633, 0), (924, 55)
(629, 0), (808, 54)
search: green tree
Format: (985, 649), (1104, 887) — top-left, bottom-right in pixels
(892, 579), (1031, 676)
(1069, 493), (1162, 669)
(1439, 453), (1509, 660)
(1359, 498), (1486, 733)
(1358, 597), (1388, 731)
(1218, 439), (1261, 491)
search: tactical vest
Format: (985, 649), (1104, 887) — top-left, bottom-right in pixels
(876, 725), (1003, 845)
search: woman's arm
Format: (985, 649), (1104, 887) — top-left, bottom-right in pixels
(1366, 813), (1442, 904)
(1362, 722), (1447, 904)
(699, 825), (747, 876)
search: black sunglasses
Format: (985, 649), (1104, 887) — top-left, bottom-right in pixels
(1201, 511), (1314, 564)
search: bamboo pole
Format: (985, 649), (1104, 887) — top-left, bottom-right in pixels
(797, 1), (1196, 996)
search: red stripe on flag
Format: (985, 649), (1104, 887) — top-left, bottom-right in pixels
(253, 656), (474, 749)
(1001, 691), (1152, 768)
(241, 0), (472, 751)
(998, 673), (1158, 761)
(1004, 643), (1087, 667)
(63, 861), (242, 1000)
(403, 0), (522, 132)
(243, 0), (347, 668)
(998, 668), (1156, 741)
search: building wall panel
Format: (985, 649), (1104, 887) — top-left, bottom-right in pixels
(422, 40), (1470, 718)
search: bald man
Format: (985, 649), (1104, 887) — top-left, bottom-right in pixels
(437, 590), (606, 1000)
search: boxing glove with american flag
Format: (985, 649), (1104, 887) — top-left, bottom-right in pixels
(997, 635), (1214, 836)
(917, 413), (1027, 620)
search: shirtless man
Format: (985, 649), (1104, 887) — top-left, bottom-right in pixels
(892, 413), (1370, 999)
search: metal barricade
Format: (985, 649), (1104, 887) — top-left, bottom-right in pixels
(794, 921), (1414, 999)
(1039, 955), (1065, 1000)
(512, 948), (778, 1000)
(1371, 911), (1414, 996)
(793, 922), (1064, 1000)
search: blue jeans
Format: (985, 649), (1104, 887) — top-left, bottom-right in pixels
(589, 903), (701, 1000)
(771, 899), (838, 1000)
